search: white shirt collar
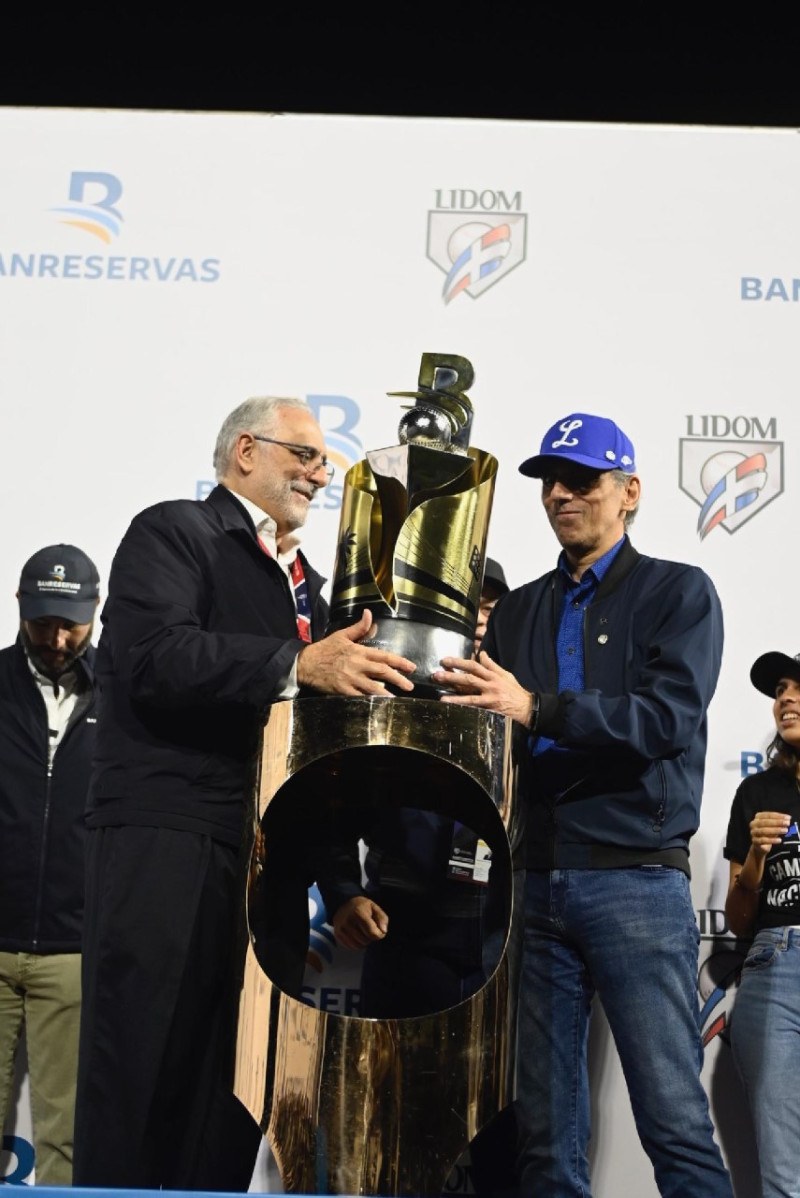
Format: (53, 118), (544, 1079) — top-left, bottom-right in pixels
(25, 652), (80, 698)
(222, 486), (302, 568)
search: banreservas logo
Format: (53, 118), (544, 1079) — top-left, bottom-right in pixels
(300, 885), (362, 1016)
(0, 171), (220, 284)
(49, 171), (123, 243)
(306, 394), (363, 512)
(741, 277), (800, 301)
(0, 253), (221, 282)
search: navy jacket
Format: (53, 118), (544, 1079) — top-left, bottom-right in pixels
(483, 538), (723, 869)
(87, 485), (328, 845)
(0, 638), (97, 952)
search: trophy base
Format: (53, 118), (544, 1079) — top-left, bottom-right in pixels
(234, 697), (524, 1196)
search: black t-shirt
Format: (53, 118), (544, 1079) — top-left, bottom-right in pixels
(725, 767), (800, 931)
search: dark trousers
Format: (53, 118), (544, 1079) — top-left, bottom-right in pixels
(73, 825), (261, 1190)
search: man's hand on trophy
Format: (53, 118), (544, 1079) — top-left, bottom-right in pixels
(433, 652), (535, 727)
(332, 895), (389, 949)
(297, 610), (416, 696)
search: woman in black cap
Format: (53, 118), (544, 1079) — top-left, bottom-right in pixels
(724, 648), (800, 1198)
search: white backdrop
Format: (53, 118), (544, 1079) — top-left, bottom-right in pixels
(1, 106), (795, 1195)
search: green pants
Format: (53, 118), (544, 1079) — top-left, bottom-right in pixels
(0, 951), (81, 1186)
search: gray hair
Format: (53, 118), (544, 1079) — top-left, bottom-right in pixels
(610, 469), (639, 529)
(213, 396), (311, 479)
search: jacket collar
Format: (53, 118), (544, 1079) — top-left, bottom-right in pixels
(595, 536), (640, 600)
(204, 484), (327, 595)
(205, 483), (262, 538)
(552, 536), (640, 604)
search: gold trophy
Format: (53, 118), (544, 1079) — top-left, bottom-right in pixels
(327, 352), (497, 695)
(234, 354), (523, 1195)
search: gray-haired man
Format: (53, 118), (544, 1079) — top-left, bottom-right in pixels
(73, 397), (415, 1192)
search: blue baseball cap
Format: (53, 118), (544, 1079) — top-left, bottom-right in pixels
(519, 413), (637, 478)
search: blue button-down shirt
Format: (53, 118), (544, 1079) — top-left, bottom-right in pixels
(534, 535), (626, 758)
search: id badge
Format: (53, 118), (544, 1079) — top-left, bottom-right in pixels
(447, 822), (492, 885)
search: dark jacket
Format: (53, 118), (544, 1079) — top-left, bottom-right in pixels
(483, 538), (723, 869)
(87, 485), (328, 845)
(0, 638), (97, 952)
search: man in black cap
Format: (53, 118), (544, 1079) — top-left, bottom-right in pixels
(0, 545), (99, 1185)
(435, 414), (732, 1197)
(474, 557), (509, 654)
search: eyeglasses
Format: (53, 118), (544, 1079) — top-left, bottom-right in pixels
(540, 468), (605, 496)
(252, 435), (334, 483)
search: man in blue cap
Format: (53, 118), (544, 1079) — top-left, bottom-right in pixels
(434, 414), (732, 1197)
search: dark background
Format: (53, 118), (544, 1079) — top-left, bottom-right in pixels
(2, 13), (797, 128)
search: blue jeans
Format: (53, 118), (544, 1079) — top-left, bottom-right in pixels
(516, 868), (732, 1197)
(731, 926), (800, 1198)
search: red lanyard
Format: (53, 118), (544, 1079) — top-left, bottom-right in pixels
(258, 538), (311, 643)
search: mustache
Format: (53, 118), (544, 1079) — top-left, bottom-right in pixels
(292, 480), (320, 498)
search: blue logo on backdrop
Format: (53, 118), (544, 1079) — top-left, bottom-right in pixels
(300, 885), (362, 1016)
(742, 277), (800, 302)
(50, 171), (123, 243)
(741, 750), (766, 776)
(305, 884), (337, 972)
(1, 1133), (35, 1184)
(306, 395), (362, 512)
(0, 171), (221, 283)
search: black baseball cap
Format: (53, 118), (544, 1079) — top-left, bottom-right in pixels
(483, 558), (509, 596)
(18, 545), (100, 623)
(750, 650), (800, 698)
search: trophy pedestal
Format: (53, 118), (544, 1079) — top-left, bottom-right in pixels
(233, 697), (524, 1196)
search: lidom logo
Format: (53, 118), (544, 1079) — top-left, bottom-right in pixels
(427, 189), (527, 304)
(0, 172), (220, 283)
(679, 414), (784, 539)
(697, 937), (746, 1047)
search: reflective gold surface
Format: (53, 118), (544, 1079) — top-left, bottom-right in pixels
(329, 446), (498, 640)
(234, 698), (524, 1195)
(327, 352), (497, 653)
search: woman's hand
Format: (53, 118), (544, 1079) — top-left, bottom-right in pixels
(749, 811), (791, 858)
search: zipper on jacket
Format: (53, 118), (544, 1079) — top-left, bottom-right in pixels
(34, 681), (96, 950)
(652, 761), (667, 831)
(31, 756), (53, 953)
